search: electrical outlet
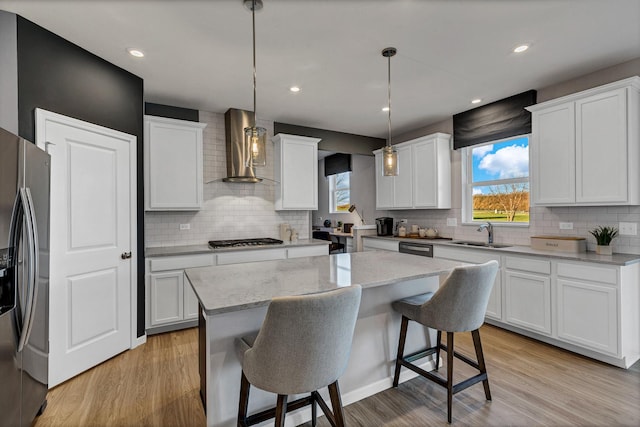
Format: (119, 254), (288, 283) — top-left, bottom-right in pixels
(447, 218), (457, 227)
(179, 224), (190, 230)
(619, 222), (637, 236)
(559, 222), (573, 230)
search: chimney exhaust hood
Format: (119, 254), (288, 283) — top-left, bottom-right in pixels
(223, 108), (263, 183)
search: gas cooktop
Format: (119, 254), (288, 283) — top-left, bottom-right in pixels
(208, 238), (284, 249)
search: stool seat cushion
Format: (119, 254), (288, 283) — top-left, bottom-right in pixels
(391, 292), (435, 322)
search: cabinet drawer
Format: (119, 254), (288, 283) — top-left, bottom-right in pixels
(217, 248), (286, 265)
(557, 262), (617, 284)
(287, 245), (329, 259)
(362, 238), (399, 252)
(434, 246), (500, 264)
(505, 256), (550, 274)
(150, 254), (215, 272)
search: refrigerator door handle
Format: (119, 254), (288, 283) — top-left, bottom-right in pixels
(17, 188), (39, 352)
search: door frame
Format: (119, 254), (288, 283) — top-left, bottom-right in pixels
(34, 108), (140, 349)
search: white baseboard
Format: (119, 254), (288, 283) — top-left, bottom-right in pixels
(131, 333), (147, 349)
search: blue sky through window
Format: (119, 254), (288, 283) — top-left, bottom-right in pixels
(472, 136), (529, 186)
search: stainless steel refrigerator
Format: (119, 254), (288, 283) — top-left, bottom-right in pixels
(0, 127), (50, 427)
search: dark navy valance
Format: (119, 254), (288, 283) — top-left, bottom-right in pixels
(453, 90), (537, 149)
(324, 153), (352, 176)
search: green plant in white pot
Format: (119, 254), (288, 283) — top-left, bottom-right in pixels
(589, 226), (618, 255)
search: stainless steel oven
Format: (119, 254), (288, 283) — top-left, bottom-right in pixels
(398, 241), (433, 257)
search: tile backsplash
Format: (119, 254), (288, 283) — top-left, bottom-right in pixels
(144, 111), (310, 248)
(392, 205), (640, 255)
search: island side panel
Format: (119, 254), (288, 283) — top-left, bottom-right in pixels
(202, 276), (441, 427)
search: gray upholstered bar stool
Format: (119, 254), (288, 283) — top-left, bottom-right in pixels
(392, 261), (499, 423)
(235, 285), (362, 427)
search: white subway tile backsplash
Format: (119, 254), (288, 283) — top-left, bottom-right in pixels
(145, 111), (310, 248)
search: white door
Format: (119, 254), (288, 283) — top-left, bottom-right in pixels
(35, 109), (137, 387)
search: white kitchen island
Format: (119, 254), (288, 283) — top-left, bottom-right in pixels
(185, 251), (463, 427)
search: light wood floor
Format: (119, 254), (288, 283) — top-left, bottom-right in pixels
(34, 325), (640, 427)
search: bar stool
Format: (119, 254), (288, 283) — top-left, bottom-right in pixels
(391, 261), (499, 423)
(235, 285), (362, 427)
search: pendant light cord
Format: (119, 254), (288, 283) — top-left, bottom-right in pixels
(387, 53), (391, 147)
(252, 0), (257, 129)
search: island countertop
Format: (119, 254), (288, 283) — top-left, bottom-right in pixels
(185, 251), (464, 315)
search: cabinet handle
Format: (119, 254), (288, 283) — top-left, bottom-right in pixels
(121, 252), (132, 260)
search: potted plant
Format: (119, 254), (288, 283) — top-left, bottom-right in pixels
(589, 226), (618, 255)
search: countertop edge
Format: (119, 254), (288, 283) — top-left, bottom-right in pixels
(361, 235), (640, 266)
(145, 239), (330, 258)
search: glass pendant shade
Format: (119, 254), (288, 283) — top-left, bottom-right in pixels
(244, 125), (267, 167)
(383, 144), (398, 176)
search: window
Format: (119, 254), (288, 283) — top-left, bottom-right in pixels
(329, 172), (350, 213)
(462, 135), (530, 224)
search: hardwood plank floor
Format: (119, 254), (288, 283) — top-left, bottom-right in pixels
(34, 325), (640, 426)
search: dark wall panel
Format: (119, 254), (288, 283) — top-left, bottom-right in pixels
(145, 102), (199, 122)
(16, 16), (146, 338)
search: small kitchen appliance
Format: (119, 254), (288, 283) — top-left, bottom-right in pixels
(375, 217), (393, 236)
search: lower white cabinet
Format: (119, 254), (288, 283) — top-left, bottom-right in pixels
(217, 248), (287, 265)
(556, 262), (618, 355)
(361, 237), (399, 252)
(287, 245), (329, 258)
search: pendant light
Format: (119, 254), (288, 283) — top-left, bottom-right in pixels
(244, 0), (266, 168)
(382, 47), (398, 176)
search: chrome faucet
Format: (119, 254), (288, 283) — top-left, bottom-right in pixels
(477, 222), (493, 244)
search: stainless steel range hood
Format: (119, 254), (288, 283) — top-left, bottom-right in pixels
(223, 108), (262, 183)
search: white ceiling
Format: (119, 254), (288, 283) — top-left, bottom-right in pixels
(1, 0), (639, 139)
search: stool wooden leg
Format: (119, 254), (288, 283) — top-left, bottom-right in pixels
(328, 381), (346, 427)
(238, 372), (250, 427)
(446, 332), (454, 424)
(393, 316), (409, 387)
(435, 330), (442, 371)
(311, 392), (317, 427)
(275, 394), (288, 427)
(472, 329), (491, 401)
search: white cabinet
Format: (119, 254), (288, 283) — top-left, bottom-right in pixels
(287, 245), (328, 258)
(144, 115), (207, 211)
(556, 262), (618, 355)
(504, 256), (551, 335)
(433, 246), (502, 321)
(217, 248), (286, 265)
(272, 134), (320, 210)
(146, 253), (215, 333)
(528, 77), (640, 206)
(374, 133), (451, 210)
(361, 237), (399, 252)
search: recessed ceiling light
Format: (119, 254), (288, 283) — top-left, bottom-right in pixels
(382, 106), (390, 112)
(127, 48), (145, 58)
(289, 86), (300, 93)
(471, 98), (482, 104)
(513, 44), (529, 53)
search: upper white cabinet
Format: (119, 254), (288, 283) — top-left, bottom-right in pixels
(144, 115), (207, 211)
(272, 134), (320, 210)
(528, 77), (640, 206)
(374, 133), (451, 210)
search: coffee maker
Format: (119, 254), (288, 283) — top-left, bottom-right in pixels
(375, 217), (393, 236)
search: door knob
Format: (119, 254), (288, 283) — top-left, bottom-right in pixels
(121, 252), (132, 259)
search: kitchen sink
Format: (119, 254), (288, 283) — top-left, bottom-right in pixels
(450, 240), (512, 249)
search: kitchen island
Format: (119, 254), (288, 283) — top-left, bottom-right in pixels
(185, 251), (464, 427)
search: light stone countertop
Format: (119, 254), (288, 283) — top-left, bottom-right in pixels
(145, 239), (330, 258)
(361, 235), (640, 266)
(185, 251), (464, 315)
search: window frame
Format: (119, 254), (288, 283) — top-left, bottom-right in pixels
(329, 171), (351, 214)
(461, 134), (531, 227)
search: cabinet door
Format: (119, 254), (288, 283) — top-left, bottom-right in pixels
(531, 103), (575, 205)
(375, 152), (394, 209)
(485, 275), (502, 321)
(505, 270), (551, 335)
(183, 275), (200, 320)
(413, 139), (438, 208)
(145, 116), (205, 210)
(281, 138), (318, 209)
(393, 145), (413, 208)
(149, 271), (184, 327)
(556, 279), (618, 355)
(576, 88), (627, 204)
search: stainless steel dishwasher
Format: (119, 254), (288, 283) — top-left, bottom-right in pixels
(398, 241), (434, 257)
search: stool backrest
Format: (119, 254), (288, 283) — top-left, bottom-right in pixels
(420, 261), (498, 332)
(243, 285), (362, 395)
